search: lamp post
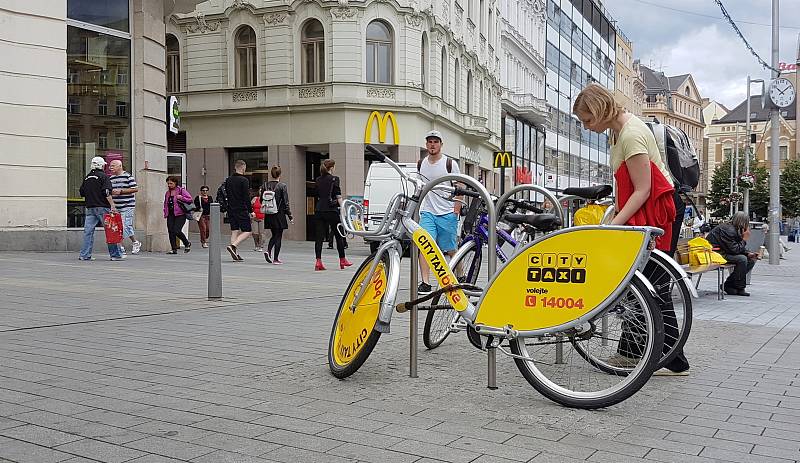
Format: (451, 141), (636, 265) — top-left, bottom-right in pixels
(744, 77), (765, 217)
(768, 0), (781, 265)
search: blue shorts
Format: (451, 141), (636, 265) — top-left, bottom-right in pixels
(120, 208), (135, 239)
(419, 211), (458, 253)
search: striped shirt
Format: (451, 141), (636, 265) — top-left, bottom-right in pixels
(110, 171), (137, 209)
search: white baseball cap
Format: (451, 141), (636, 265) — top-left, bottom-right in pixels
(90, 156), (107, 169)
(425, 130), (443, 141)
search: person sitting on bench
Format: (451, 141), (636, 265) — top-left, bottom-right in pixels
(706, 212), (758, 296)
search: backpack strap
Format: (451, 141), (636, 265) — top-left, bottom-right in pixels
(418, 157), (453, 172)
(651, 122), (668, 167)
(417, 159), (422, 172)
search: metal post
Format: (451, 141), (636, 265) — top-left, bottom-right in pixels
(208, 203), (222, 300)
(733, 122), (740, 213)
(745, 77), (752, 216)
(410, 234), (419, 378)
(729, 140), (735, 217)
(769, 0), (781, 265)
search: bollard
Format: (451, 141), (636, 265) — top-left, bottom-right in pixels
(208, 203), (222, 300)
(409, 241), (419, 378)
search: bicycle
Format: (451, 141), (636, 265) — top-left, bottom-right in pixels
(328, 146), (665, 409)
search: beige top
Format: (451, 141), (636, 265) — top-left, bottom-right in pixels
(610, 115), (673, 184)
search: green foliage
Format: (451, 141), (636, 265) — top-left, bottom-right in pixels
(781, 159), (800, 217)
(707, 151), (769, 218)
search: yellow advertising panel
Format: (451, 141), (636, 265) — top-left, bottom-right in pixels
(411, 228), (469, 312)
(364, 111), (400, 144)
(475, 228), (646, 331)
(493, 151), (512, 169)
(332, 261), (387, 366)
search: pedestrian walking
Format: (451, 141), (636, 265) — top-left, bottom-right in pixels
(109, 160), (142, 255)
(314, 159), (352, 270)
(193, 186), (213, 248)
(417, 130), (462, 294)
(707, 212), (759, 296)
(260, 166), (293, 264)
(163, 176), (193, 254)
(573, 83), (689, 376)
(79, 156), (124, 261)
(251, 190), (265, 252)
(224, 160), (253, 261)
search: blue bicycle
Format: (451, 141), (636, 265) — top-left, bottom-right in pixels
(422, 197), (561, 349)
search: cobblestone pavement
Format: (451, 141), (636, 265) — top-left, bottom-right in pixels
(1, 239), (799, 462)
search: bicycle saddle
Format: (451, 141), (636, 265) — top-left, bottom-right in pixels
(562, 184), (612, 200)
(503, 213), (562, 231)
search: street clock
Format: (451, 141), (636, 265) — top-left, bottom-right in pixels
(768, 77), (796, 108)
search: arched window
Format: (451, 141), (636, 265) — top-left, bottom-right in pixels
(466, 71), (473, 113)
(479, 80), (484, 116)
(685, 87), (690, 97)
(366, 21), (393, 83)
(166, 34), (180, 93)
(441, 46), (448, 98)
(235, 26), (257, 87)
(301, 20), (325, 83)
(421, 33), (427, 90)
(454, 58), (461, 109)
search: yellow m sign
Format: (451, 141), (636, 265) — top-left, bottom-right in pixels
(494, 151), (513, 169)
(364, 111), (400, 145)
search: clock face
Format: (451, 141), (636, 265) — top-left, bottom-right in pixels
(769, 78), (796, 108)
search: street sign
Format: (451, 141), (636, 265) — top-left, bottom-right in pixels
(493, 151), (512, 169)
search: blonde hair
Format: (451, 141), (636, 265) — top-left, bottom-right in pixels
(572, 83), (623, 125)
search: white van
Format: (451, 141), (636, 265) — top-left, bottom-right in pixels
(363, 161), (417, 253)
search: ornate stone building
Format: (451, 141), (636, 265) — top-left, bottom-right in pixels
(614, 30), (644, 117)
(168, 0), (503, 240)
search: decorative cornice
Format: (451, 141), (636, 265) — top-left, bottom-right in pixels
(366, 87), (396, 99)
(186, 13), (220, 33)
(232, 90), (258, 102)
(231, 0), (251, 10)
(263, 12), (288, 26)
(331, 7), (358, 20)
(299, 86), (326, 98)
(405, 13), (424, 28)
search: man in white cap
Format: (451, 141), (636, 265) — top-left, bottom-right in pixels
(417, 130), (462, 294)
(78, 156), (123, 261)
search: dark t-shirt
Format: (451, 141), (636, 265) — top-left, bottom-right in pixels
(315, 174), (341, 212)
(79, 169), (113, 208)
(225, 173), (250, 212)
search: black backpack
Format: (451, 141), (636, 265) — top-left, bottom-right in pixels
(216, 180), (229, 213)
(645, 120), (700, 192)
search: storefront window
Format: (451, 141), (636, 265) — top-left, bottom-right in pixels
(68, 0), (129, 32)
(66, 25), (131, 227)
(228, 149), (272, 193)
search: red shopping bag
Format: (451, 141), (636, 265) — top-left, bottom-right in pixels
(103, 212), (123, 244)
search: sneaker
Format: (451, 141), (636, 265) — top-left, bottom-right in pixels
(110, 256), (125, 261)
(604, 353), (640, 368)
(131, 241), (142, 254)
(78, 256), (94, 261)
(255, 247), (263, 252)
(736, 289), (751, 297)
(418, 282), (432, 295)
(723, 285), (739, 296)
(273, 259), (283, 265)
(119, 245), (126, 255)
(226, 245), (239, 261)
(264, 252), (272, 263)
(201, 243), (208, 248)
(653, 368), (690, 377)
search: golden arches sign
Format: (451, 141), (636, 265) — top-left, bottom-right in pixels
(493, 151), (512, 169)
(364, 111), (400, 145)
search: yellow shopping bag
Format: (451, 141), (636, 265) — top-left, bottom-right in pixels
(687, 237), (727, 266)
(573, 204), (608, 225)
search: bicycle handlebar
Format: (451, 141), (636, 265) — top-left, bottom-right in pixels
(505, 198), (544, 214)
(453, 187), (480, 198)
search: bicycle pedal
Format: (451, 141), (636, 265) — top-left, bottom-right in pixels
(450, 320), (467, 333)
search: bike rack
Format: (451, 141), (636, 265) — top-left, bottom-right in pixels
(412, 174), (497, 388)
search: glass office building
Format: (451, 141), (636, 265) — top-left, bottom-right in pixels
(544, 0), (615, 190)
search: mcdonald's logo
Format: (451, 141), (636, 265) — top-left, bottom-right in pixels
(364, 111), (400, 144)
(493, 151), (513, 169)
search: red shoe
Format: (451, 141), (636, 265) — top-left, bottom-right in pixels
(339, 258), (353, 269)
(315, 259), (326, 271)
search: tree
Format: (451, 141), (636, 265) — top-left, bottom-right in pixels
(781, 159), (800, 217)
(707, 150), (769, 219)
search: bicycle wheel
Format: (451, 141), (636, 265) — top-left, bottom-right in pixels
(642, 252), (692, 370)
(328, 254), (390, 378)
(510, 275), (664, 409)
(422, 242), (481, 349)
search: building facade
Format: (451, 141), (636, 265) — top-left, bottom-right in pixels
(498, 0), (548, 189)
(544, 0), (616, 191)
(614, 30), (643, 117)
(701, 98), (729, 202)
(169, 0), (503, 241)
(1, 0), (202, 251)
(640, 66), (704, 158)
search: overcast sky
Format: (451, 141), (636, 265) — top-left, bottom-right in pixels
(605, 0), (800, 110)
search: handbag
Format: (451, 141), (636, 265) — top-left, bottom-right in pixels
(191, 210), (202, 221)
(178, 198), (197, 216)
(103, 212), (123, 244)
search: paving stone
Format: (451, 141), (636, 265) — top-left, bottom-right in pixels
(123, 435), (217, 460)
(0, 424), (83, 447)
(190, 450), (278, 463)
(448, 436), (536, 461)
(260, 445), (355, 463)
(504, 435), (595, 460)
(257, 428), (343, 453)
(328, 442), (421, 463)
(0, 435), (76, 463)
(189, 433), (282, 457)
(55, 438), (146, 463)
(698, 446), (795, 463)
(388, 439), (476, 463)
(317, 427), (403, 448)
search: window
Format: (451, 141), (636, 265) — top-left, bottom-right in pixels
(454, 58), (461, 109)
(98, 99), (108, 115)
(68, 130), (81, 147)
(115, 131), (124, 149)
(685, 87), (690, 97)
(441, 47), (448, 99)
(67, 69), (79, 84)
(166, 34), (180, 92)
(301, 19), (325, 83)
(421, 33), (427, 90)
(780, 145), (789, 160)
(68, 0), (129, 32)
(466, 71), (473, 113)
(116, 101), (127, 117)
(98, 131), (108, 149)
(366, 21), (393, 84)
(235, 26), (257, 87)
(479, 80), (484, 116)
(67, 98), (79, 115)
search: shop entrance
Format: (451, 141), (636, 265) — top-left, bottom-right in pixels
(305, 151), (329, 241)
(167, 152), (188, 243)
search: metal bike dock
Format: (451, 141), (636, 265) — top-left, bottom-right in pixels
(410, 174), (498, 388)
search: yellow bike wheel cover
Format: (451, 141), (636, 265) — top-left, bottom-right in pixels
(476, 227), (645, 331)
(332, 261), (387, 367)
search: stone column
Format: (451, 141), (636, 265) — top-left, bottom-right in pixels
(133, 0), (170, 251)
(329, 143), (366, 202)
(276, 145), (307, 241)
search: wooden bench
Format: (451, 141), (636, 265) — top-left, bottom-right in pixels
(676, 239), (736, 300)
